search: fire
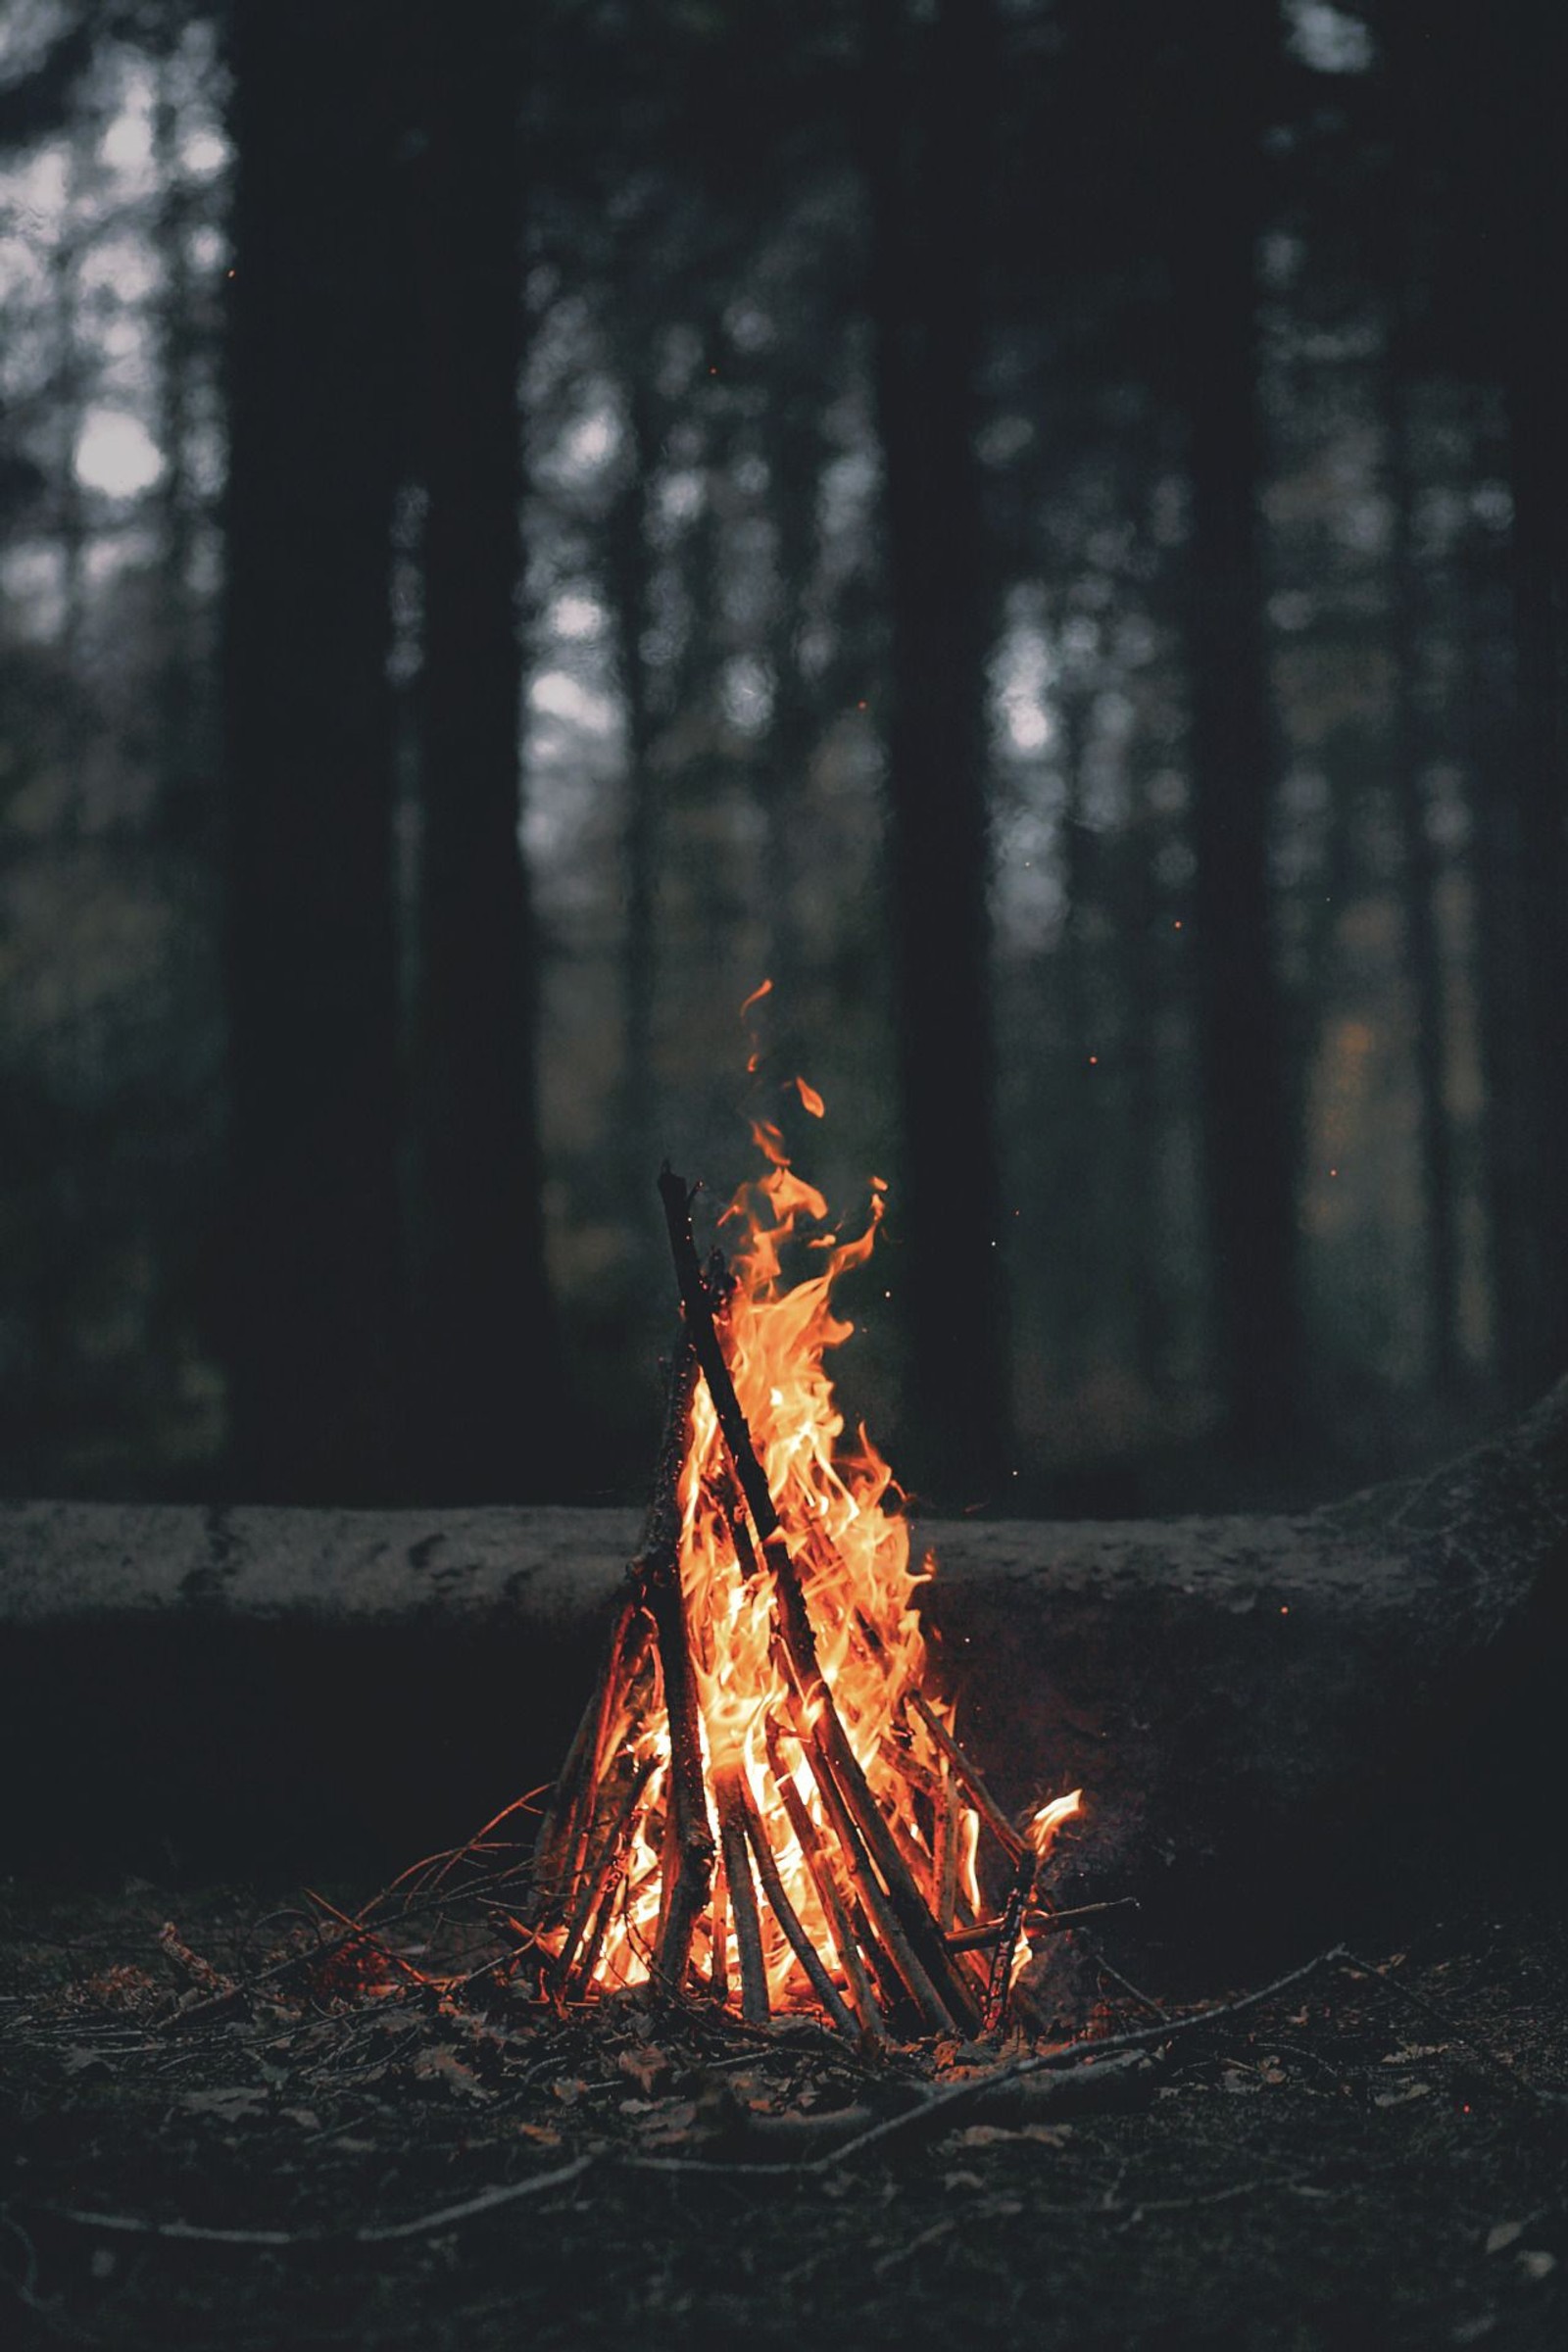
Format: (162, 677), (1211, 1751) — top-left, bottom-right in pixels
(533, 1078), (1082, 2034)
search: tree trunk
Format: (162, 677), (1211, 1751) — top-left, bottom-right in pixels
(1461, 411), (1533, 1390)
(221, 0), (405, 1502)
(756, 396), (823, 1037)
(406, 13), (564, 1501)
(1383, 363), (1461, 1392)
(864, 0), (1008, 1502)
(607, 379), (662, 1231)
(1499, 13), (1568, 1399)
(1050, 682), (1096, 1387)
(1120, 736), (1172, 1397)
(1172, 3), (1300, 1456)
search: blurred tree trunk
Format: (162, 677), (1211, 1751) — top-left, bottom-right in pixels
(408, 12), (564, 1500)
(607, 379), (662, 1228)
(864, 0), (1009, 1501)
(1498, 12), (1568, 1396)
(1460, 395), (1532, 1390)
(756, 396), (823, 1041)
(1050, 681), (1095, 1386)
(1171, 1), (1300, 1456)
(1382, 361), (1461, 1394)
(1120, 736), (1171, 1397)
(222, 0), (405, 1501)
(152, 64), (199, 840)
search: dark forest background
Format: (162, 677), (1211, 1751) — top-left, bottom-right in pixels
(0, 0), (1563, 1515)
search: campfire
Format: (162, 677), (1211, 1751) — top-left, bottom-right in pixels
(527, 1080), (1082, 2039)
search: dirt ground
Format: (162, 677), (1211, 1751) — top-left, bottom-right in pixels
(3, 1865), (1565, 2352)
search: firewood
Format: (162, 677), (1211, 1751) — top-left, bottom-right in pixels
(635, 1327), (713, 1991)
(713, 1767), (769, 2025)
(657, 1165), (985, 2034)
(732, 1769), (858, 2036)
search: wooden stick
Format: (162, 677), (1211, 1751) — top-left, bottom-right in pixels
(711, 1461), (763, 1581)
(51, 2157), (599, 2247)
(946, 1898), (1138, 1953)
(713, 1767), (769, 2024)
(659, 1166), (980, 2034)
(554, 1753), (655, 1987)
(529, 1593), (639, 1913)
(765, 1721), (885, 2040)
(786, 1698), (955, 2034)
(636, 1328), (714, 1991)
(934, 1759), (960, 1932)
(571, 1856), (625, 1993)
(983, 1846), (1039, 2033)
(906, 1690), (1024, 1865)
(732, 1769), (858, 2036)
(709, 1856), (730, 2006)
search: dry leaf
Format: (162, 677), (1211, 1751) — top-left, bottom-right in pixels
(1373, 2082), (1433, 2107)
(412, 2048), (495, 2103)
(1485, 2222), (1523, 2255)
(616, 2044), (671, 2095)
(1516, 2251), (1557, 2281)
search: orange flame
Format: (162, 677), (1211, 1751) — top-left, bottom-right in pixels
(567, 1089), (1078, 2018)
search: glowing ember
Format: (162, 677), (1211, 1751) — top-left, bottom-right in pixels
(531, 1072), (1082, 2035)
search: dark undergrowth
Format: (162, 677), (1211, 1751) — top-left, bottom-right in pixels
(2, 1873), (1565, 2351)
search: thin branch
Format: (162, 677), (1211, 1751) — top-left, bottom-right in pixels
(905, 1691), (1024, 1864)
(636, 1321), (714, 1989)
(765, 1721), (885, 2040)
(622, 2047), (1153, 2178)
(714, 1767), (769, 2025)
(734, 1766), (858, 2037)
(48, 2156), (596, 2249)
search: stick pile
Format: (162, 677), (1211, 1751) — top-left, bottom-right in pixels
(527, 1169), (1069, 2038)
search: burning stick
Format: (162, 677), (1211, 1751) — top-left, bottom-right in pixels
(933, 1759), (961, 1934)
(556, 1753), (657, 1989)
(529, 1594), (643, 1913)
(981, 1790), (1084, 2034)
(764, 1721), (885, 2040)
(906, 1690), (1026, 1867)
(713, 1768), (769, 2024)
(637, 1326), (715, 1989)
(945, 1897), (1136, 1953)
(657, 1165), (983, 2036)
(732, 1768), (858, 2036)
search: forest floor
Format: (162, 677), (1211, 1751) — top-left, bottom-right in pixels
(2, 1866), (1565, 2352)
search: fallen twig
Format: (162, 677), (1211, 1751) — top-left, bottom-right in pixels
(48, 2155), (597, 2250)
(622, 2046), (1156, 2177)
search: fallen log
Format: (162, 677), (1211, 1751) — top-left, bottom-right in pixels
(1, 1380), (1562, 1943)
